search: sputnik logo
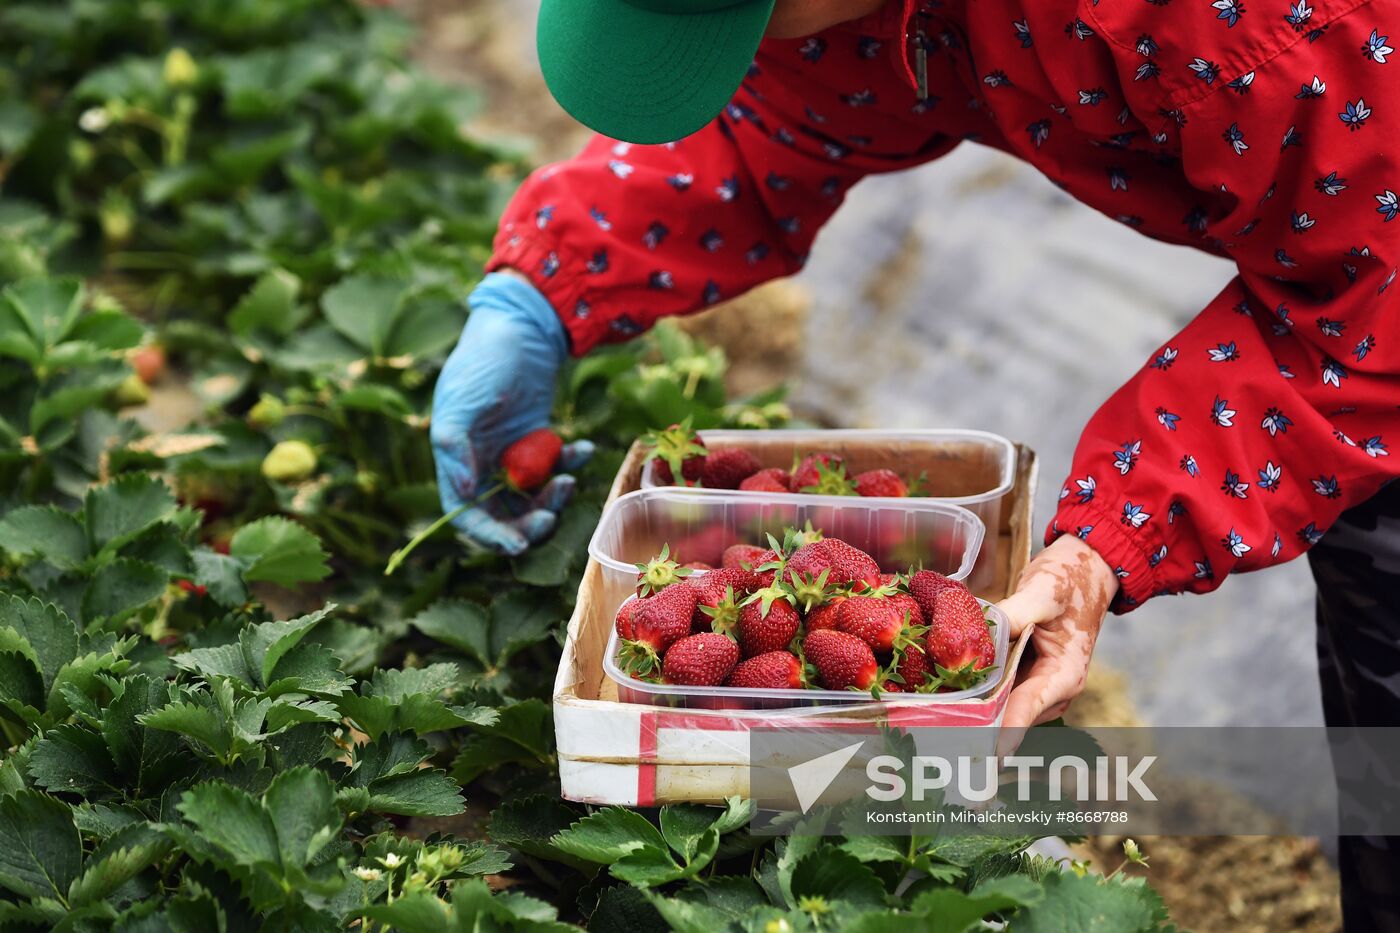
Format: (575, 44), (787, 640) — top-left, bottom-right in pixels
(787, 741), (864, 814)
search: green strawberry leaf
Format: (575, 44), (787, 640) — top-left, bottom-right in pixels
(191, 550), (249, 607)
(449, 698), (551, 784)
(229, 517), (330, 588)
(2, 277), (83, 357)
(80, 557), (168, 625)
(239, 606), (334, 688)
(0, 650), (44, 724)
(0, 506), (88, 569)
(610, 844), (687, 887)
(1008, 871), (1159, 933)
(0, 596), (80, 694)
(100, 675), (187, 799)
(409, 600), (490, 666)
(488, 795), (585, 864)
(28, 723), (121, 799)
(320, 273), (407, 358)
(909, 874), (1043, 931)
(384, 294), (466, 360)
(66, 822), (171, 907)
(82, 474), (178, 558)
(66, 309), (143, 352)
(228, 269), (302, 338)
(0, 790), (81, 902)
(550, 807), (666, 864)
(339, 733), (464, 818)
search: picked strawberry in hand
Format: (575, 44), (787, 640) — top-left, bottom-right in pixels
(501, 427), (563, 491)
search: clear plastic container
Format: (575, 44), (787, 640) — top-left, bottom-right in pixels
(639, 430), (1015, 592)
(603, 595), (1010, 711)
(588, 487), (993, 710)
(588, 487), (985, 594)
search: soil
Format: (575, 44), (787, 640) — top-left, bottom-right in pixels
(1069, 669), (1342, 933)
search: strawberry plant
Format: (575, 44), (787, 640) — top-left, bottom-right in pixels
(0, 0), (1183, 928)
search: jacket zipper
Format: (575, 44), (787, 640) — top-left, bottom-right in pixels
(910, 29), (929, 100)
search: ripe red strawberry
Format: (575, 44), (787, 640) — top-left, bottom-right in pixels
(701, 447), (762, 489)
(615, 598), (641, 640)
(688, 567), (760, 633)
(803, 629), (879, 690)
(671, 524), (729, 569)
(854, 469), (908, 498)
(750, 548), (783, 585)
(835, 595), (924, 654)
(886, 592), (925, 629)
(619, 584), (699, 677)
(646, 422), (706, 485)
(501, 428), (562, 491)
(791, 452), (843, 490)
(736, 586), (801, 657)
(805, 595), (847, 632)
(682, 561), (715, 571)
(785, 538), (881, 591)
(908, 569), (965, 619)
(662, 633), (740, 686)
(722, 544), (769, 570)
(925, 587), (995, 690)
(725, 651), (804, 689)
(739, 468), (792, 493)
(894, 642), (936, 692)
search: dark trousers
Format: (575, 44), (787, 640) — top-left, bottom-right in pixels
(1308, 480), (1400, 933)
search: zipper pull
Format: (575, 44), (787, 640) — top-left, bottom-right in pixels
(911, 30), (929, 100)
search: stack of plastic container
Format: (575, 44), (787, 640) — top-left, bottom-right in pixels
(589, 481), (1007, 713)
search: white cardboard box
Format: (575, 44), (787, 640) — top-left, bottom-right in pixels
(553, 437), (1039, 805)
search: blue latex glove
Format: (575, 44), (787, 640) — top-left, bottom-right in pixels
(431, 272), (594, 555)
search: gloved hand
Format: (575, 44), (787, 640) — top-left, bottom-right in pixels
(431, 271), (594, 555)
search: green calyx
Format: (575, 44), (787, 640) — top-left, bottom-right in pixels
(634, 543), (691, 595)
(891, 639), (938, 692)
(617, 639), (662, 680)
(787, 569), (835, 613)
(798, 460), (857, 497)
(642, 418), (706, 485)
(741, 582), (795, 619)
(930, 661), (992, 693)
(889, 618), (929, 656)
(906, 470), (931, 497)
(700, 585), (742, 636)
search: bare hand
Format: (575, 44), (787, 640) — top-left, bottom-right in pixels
(994, 535), (1118, 754)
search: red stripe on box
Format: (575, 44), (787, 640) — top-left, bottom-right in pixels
(636, 710), (658, 807)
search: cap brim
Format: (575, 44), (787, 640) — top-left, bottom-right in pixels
(537, 0), (775, 145)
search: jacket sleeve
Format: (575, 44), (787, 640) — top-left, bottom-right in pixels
(487, 56), (956, 355)
(1049, 17), (1400, 611)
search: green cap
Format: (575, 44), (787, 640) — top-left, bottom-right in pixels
(537, 0), (777, 145)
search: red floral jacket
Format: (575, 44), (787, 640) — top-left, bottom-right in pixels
(489, 0), (1399, 611)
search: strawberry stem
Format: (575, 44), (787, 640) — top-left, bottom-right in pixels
(384, 485), (502, 576)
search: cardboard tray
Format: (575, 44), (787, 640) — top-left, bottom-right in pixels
(552, 438), (1039, 805)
